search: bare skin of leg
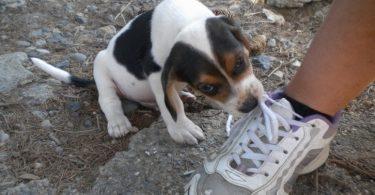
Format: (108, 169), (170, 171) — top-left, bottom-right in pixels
(285, 0), (375, 116)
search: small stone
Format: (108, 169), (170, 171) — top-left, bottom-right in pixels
(16, 40), (31, 47)
(252, 55), (277, 70)
(35, 39), (47, 47)
(55, 59), (70, 69)
(49, 132), (61, 145)
(267, 38), (277, 48)
(0, 52), (32, 92)
(64, 3), (74, 13)
(41, 120), (53, 129)
(70, 53), (87, 63)
(273, 70), (284, 79)
(292, 60), (301, 67)
(0, 130), (10, 144)
(33, 162), (43, 169)
(122, 100), (140, 115)
(75, 13), (88, 24)
(19, 173), (40, 180)
(67, 101), (81, 112)
(47, 32), (69, 45)
(83, 119), (93, 128)
(86, 5), (98, 13)
(0, 152), (9, 162)
(134, 172), (140, 176)
(55, 146), (64, 155)
(35, 48), (50, 55)
(29, 29), (43, 38)
(262, 8), (285, 25)
(355, 175), (361, 180)
(67, 122), (74, 128)
(32, 111), (48, 120)
(97, 25), (117, 38)
(21, 84), (54, 105)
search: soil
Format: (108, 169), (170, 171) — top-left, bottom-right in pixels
(0, 0), (374, 194)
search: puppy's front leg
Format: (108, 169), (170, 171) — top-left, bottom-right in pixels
(148, 73), (205, 144)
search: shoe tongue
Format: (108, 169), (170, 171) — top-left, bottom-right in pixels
(270, 98), (294, 120)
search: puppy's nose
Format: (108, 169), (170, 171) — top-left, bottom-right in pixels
(239, 96), (258, 113)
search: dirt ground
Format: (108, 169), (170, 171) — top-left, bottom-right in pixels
(0, 0), (374, 194)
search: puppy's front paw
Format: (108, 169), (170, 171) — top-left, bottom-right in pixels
(167, 119), (205, 145)
(107, 115), (138, 138)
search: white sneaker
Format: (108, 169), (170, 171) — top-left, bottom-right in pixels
(185, 95), (338, 195)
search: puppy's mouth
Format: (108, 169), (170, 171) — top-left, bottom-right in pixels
(238, 96), (258, 113)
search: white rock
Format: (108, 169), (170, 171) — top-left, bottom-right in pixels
(273, 70), (284, 79)
(41, 120), (53, 129)
(292, 60), (302, 67)
(267, 38), (277, 48)
(262, 8), (285, 25)
(0, 130), (10, 144)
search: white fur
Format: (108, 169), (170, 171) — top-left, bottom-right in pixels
(31, 58), (71, 83)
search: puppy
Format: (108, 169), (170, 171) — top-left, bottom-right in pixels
(31, 0), (264, 145)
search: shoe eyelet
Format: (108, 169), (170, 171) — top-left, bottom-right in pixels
(239, 143), (243, 146)
(283, 150), (288, 154)
(264, 172), (269, 177)
(294, 137), (299, 141)
(311, 124), (316, 128)
(275, 160), (280, 164)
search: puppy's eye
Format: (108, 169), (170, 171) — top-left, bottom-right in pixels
(198, 83), (218, 95)
(233, 58), (246, 76)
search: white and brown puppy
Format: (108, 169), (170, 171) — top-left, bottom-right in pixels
(31, 0), (264, 145)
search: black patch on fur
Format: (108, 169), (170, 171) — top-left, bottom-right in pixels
(206, 17), (242, 67)
(163, 42), (225, 121)
(70, 76), (95, 87)
(113, 10), (161, 80)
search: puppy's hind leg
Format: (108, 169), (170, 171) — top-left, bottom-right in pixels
(94, 51), (137, 137)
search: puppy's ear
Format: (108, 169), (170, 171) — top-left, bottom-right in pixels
(218, 16), (252, 55)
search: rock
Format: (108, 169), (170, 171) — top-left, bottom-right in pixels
(0, 0), (26, 12)
(91, 110), (227, 194)
(83, 118), (93, 128)
(97, 25), (117, 38)
(1, 179), (56, 194)
(292, 60), (301, 67)
(75, 13), (88, 24)
(267, 38), (277, 48)
(19, 173), (40, 180)
(262, 8), (285, 25)
(273, 70), (284, 79)
(0, 164), (16, 191)
(70, 53), (87, 63)
(122, 100), (140, 115)
(64, 2), (74, 13)
(32, 111), (48, 120)
(66, 101), (81, 112)
(0, 52), (32, 93)
(35, 48), (50, 55)
(35, 39), (47, 47)
(16, 40), (31, 47)
(20, 84), (54, 105)
(267, 0), (321, 8)
(55, 59), (70, 69)
(41, 120), (53, 129)
(33, 162), (43, 169)
(46, 31), (69, 46)
(48, 132), (60, 145)
(29, 29), (44, 38)
(0, 152), (8, 162)
(0, 131), (10, 145)
(86, 4), (98, 13)
(252, 55), (277, 70)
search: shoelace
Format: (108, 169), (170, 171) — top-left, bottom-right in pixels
(228, 94), (309, 175)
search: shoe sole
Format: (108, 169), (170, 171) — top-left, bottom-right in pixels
(297, 145), (329, 175)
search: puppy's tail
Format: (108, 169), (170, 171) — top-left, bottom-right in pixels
(31, 58), (95, 87)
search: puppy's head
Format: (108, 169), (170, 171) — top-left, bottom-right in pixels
(162, 16), (264, 119)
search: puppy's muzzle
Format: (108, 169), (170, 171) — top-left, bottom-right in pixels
(238, 96), (258, 113)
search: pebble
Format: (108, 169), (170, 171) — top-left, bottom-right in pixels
(19, 173), (40, 180)
(0, 130), (10, 144)
(86, 5), (98, 13)
(273, 70), (284, 79)
(267, 38), (277, 48)
(83, 118), (93, 128)
(75, 13), (88, 24)
(0, 152), (9, 162)
(35, 48), (50, 55)
(55, 59), (70, 69)
(292, 60), (301, 67)
(67, 101), (81, 112)
(67, 122), (74, 128)
(32, 110), (48, 120)
(47, 31), (69, 45)
(64, 3), (74, 13)
(33, 162), (43, 169)
(41, 120), (53, 129)
(70, 53), (87, 63)
(262, 8), (285, 25)
(252, 55), (277, 70)
(97, 25), (117, 37)
(1, 35), (8, 39)
(55, 146), (64, 155)
(35, 39), (47, 47)
(49, 132), (61, 145)
(29, 29), (43, 38)
(16, 40), (31, 47)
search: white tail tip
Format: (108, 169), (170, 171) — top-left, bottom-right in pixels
(31, 58), (71, 83)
